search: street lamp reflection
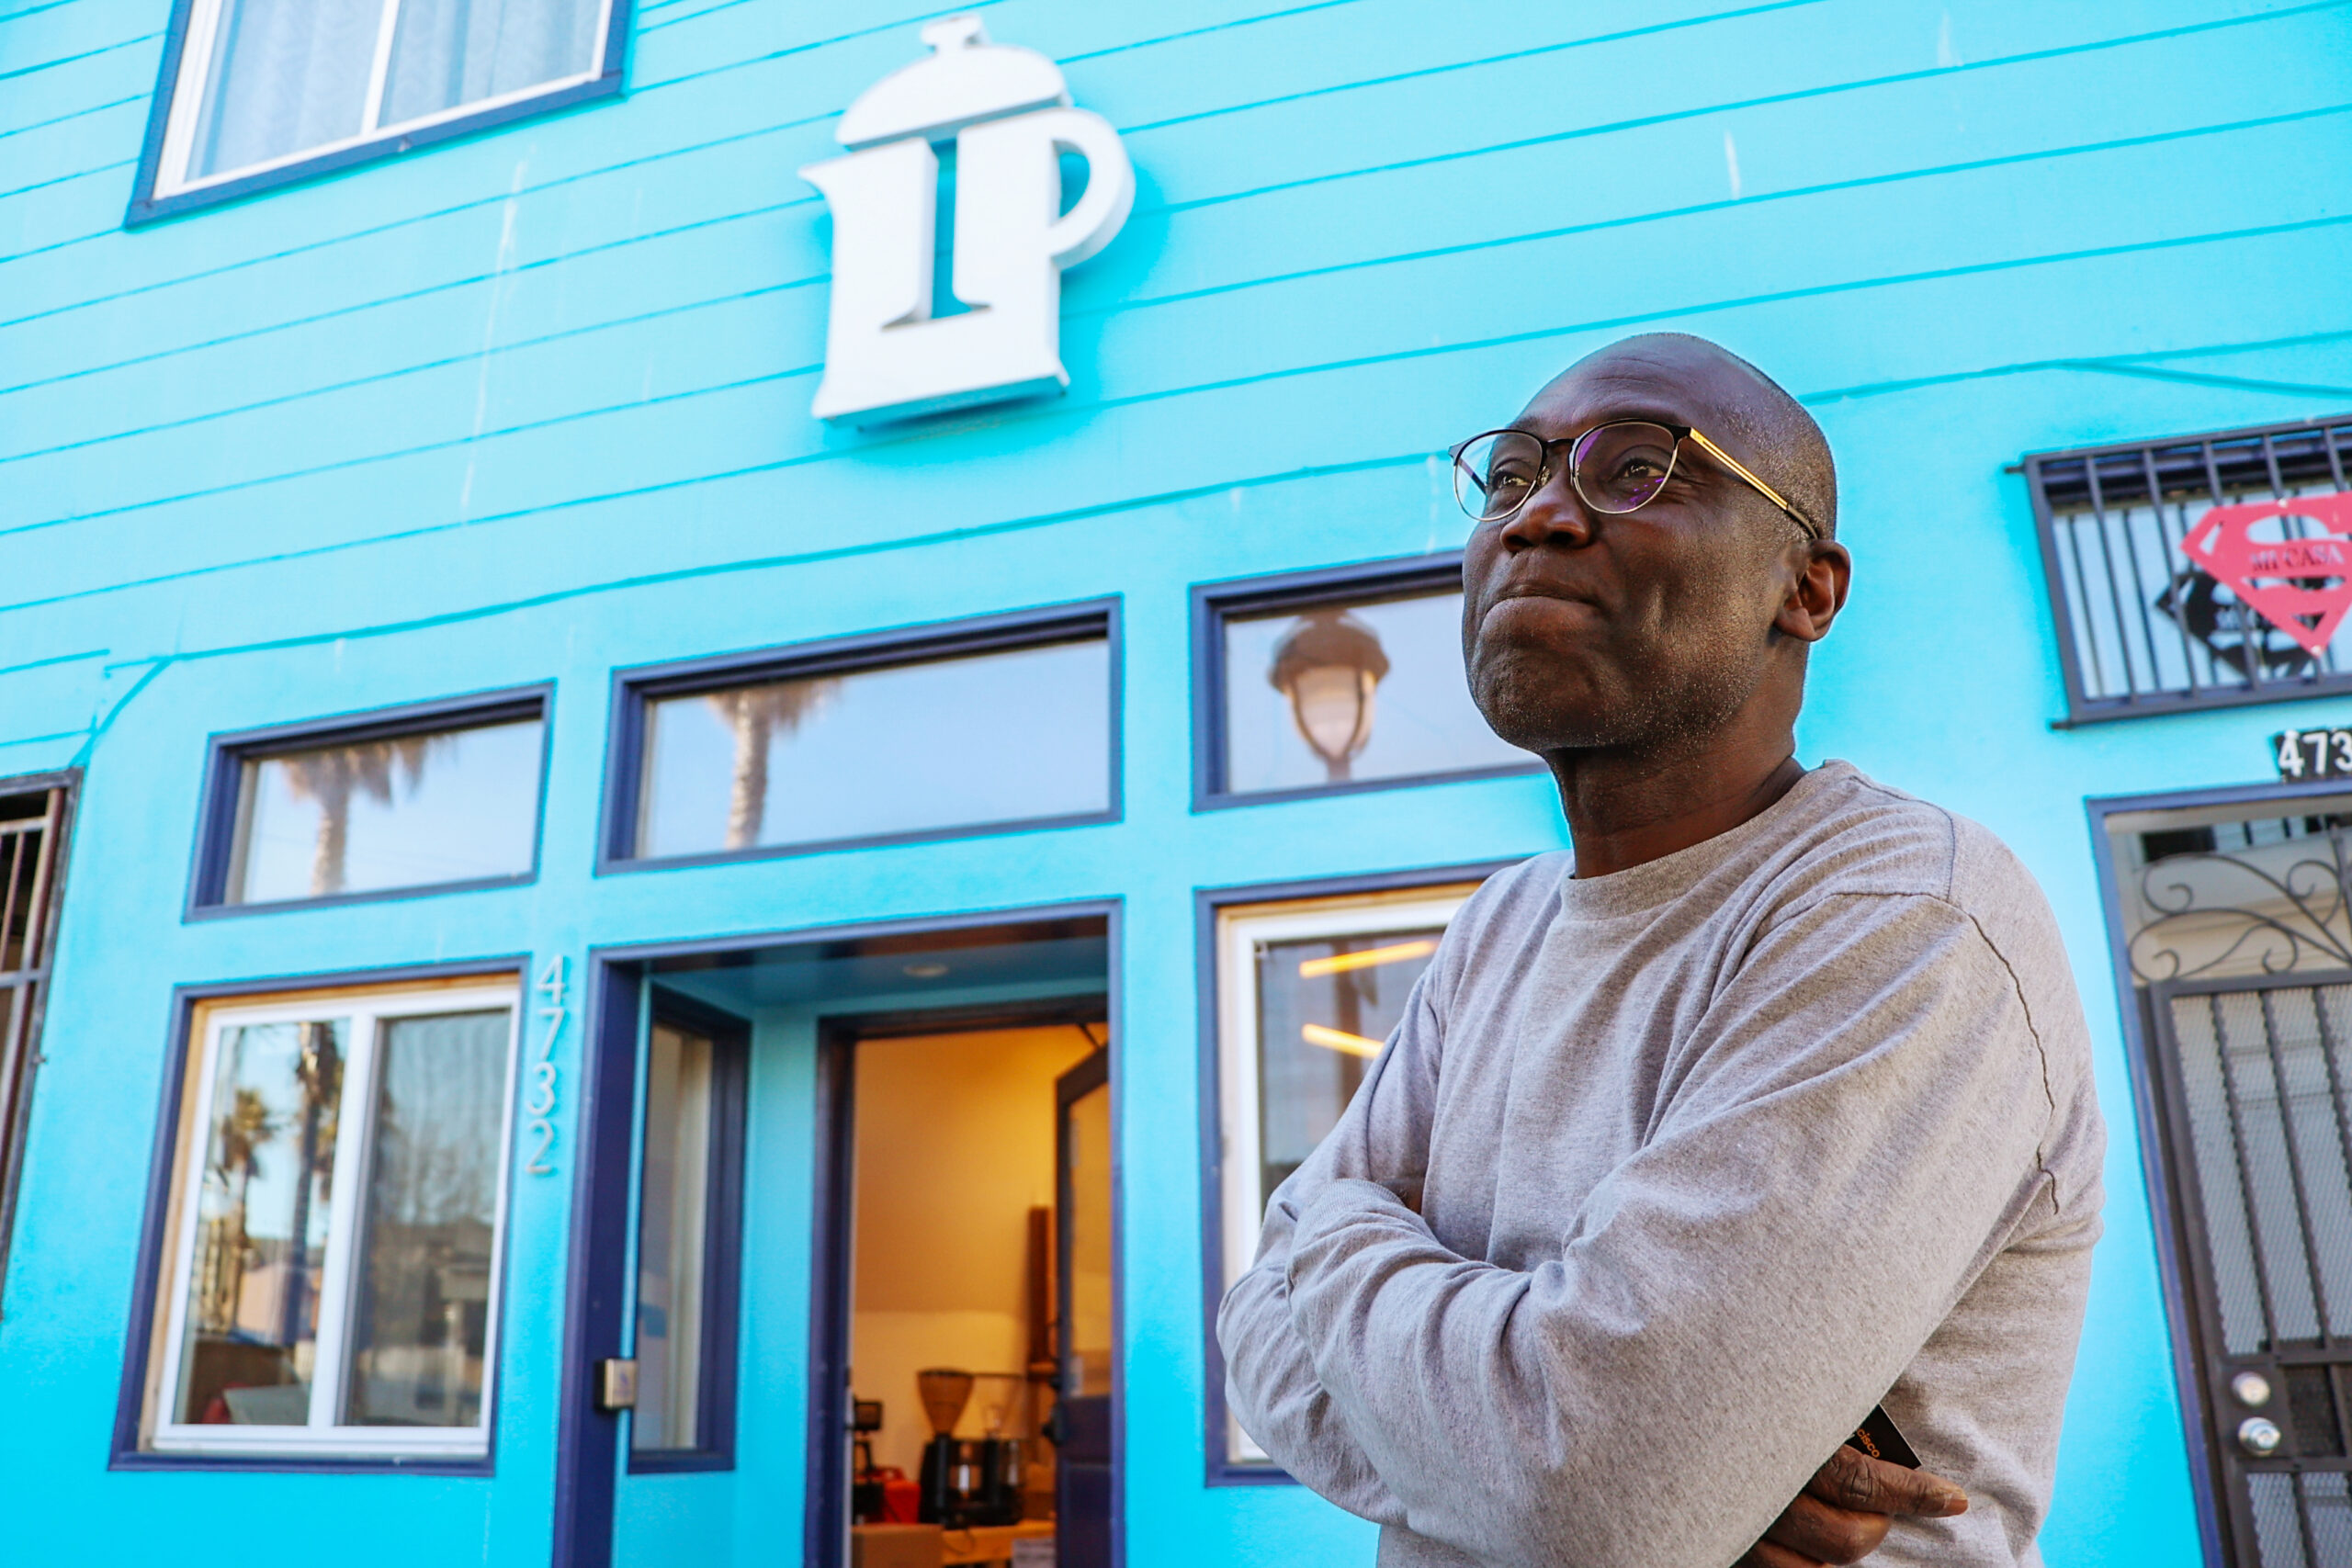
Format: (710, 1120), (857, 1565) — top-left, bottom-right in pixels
(1269, 610), (1390, 782)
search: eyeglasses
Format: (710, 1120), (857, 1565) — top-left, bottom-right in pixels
(1449, 421), (1823, 541)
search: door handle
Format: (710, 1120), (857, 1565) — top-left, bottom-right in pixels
(2239, 1416), (2283, 1458)
(597, 1358), (639, 1412)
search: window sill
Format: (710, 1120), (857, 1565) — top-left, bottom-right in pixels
(187, 871), (537, 920)
(115, 1446), (493, 1475)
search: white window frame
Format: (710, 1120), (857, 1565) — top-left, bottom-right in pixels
(1214, 884), (1476, 1463)
(149, 981), (521, 1459)
(152, 0), (616, 197)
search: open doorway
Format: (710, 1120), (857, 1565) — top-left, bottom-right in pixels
(560, 908), (1116, 1568)
(813, 1006), (1114, 1568)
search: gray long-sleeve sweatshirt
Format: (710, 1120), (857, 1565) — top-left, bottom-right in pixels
(1218, 762), (2106, 1568)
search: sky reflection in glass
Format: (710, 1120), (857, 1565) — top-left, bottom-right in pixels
(229, 719), (542, 904)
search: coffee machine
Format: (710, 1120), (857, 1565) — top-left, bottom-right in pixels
(914, 1368), (1026, 1528)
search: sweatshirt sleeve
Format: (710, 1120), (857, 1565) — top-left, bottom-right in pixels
(1214, 964), (1448, 1525)
(1283, 892), (2059, 1568)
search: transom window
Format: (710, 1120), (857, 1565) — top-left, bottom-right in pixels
(195, 693), (547, 910)
(141, 980), (519, 1460)
(1196, 558), (1536, 806)
(1208, 879), (1482, 1467)
(141, 0), (622, 209)
(612, 606), (1117, 864)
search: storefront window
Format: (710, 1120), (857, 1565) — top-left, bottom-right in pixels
(1206, 568), (1533, 799)
(632, 633), (1113, 860)
(215, 707), (544, 906)
(144, 982), (517, 1459)
(1211, 881), (1483, 1464)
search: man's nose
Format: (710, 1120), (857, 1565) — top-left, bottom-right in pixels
(1497, 468), (1594, 550)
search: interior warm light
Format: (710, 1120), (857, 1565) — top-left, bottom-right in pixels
(1298, 939), (1438, 978)
(1301, 1022), (1383, 1058)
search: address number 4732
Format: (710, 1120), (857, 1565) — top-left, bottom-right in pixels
(525, 955), (568, 1176)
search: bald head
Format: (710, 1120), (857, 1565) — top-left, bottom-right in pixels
(1537, 333), (1837, 540)
(1457, 331), (1851, 765)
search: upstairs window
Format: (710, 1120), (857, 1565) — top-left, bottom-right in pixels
(1194, 557), (1536, 807)
(607, 604), (1118, 866)
(2026, 414), (2352, 723)
(134, 0), (626, 217)
(194, 691), (548, 912)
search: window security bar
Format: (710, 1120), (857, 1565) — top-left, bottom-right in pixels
(2026, 415), (2352, 725)
(0, 786), (68, 1308)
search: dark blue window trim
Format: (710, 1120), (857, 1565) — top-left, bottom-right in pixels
(184, 682), (553, 920)
(625, 987), (750, 1475)
(1190, 552), (1544, 813)
(111, 956), (530, 1475)
(1193, 863), (1517, 1487)
(596, 598), (1124, 874)
(124, 0), (634, 227)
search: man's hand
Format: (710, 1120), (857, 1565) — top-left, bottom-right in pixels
(1736, 1444), (1968, 1566)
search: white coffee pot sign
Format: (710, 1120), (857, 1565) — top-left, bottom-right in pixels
(800, 17), (1135, 425)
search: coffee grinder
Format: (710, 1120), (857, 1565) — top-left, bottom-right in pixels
(915, 1368), (1027, 1528)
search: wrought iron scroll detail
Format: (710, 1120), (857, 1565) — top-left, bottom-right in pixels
(2130, 833), (2352, 983)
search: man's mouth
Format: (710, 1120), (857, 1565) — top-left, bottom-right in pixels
(1486, 583), (1602, 621)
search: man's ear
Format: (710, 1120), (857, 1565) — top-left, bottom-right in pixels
(1773, 541), (1850, 645)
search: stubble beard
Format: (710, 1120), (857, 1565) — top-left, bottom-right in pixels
(1470, 625), (1766, 761)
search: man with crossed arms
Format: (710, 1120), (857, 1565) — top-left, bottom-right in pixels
(1219, 334), (2104, 1567)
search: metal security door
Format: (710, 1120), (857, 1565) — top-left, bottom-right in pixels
(2154, 973), (2352, 1565)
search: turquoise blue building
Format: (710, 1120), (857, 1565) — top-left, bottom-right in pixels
(2, 2), (2350, 1564)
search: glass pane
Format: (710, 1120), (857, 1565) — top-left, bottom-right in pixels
(229, 717), (542, 904)
(174, 1019), (347, 1427)
(1223, 589), (1531, 794)
(343, 1009), (510, 1427)
(633, 1022), (715, 1453)
(381, 0), (604, 127)
(189, 0), (383, 179)
(1254, 928), (1443, 1204)
(3, 817), (45, 971)
(1064, 1079), (1113, 1399)
(637, 639), (1111, 858)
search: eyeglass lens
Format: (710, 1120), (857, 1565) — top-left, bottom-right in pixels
(1452, 423), (1682, 523)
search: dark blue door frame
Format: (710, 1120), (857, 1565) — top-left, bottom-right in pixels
(549, 905), (1124, 1568)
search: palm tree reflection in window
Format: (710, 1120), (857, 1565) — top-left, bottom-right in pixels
(704, 681), (838, 850)
(184, 1021), (342, 1424)
(275, 737), (445, 897)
